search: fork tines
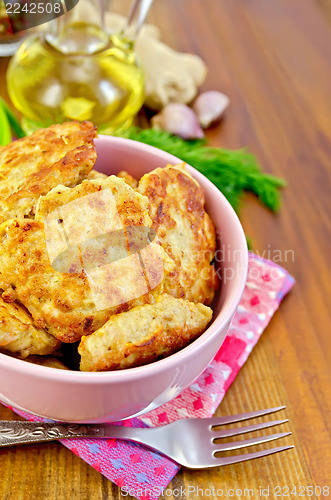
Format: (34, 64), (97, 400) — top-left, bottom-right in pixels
(209, 406), (293, 466)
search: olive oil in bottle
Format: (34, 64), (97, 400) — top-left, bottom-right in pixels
(6, 1), (145, 133)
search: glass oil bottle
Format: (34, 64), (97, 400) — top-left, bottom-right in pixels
(7, 0), (152, 133)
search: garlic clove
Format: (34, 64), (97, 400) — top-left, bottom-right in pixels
(151, 103), (204, 140)
(193, 91), (230, 129)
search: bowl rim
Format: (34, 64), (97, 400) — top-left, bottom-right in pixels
(0, 135), (248, 383)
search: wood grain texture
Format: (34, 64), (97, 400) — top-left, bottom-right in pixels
(1, 0), (331, 498)
(315, 0), (331, 26)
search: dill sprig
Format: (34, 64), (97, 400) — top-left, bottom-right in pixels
(114, 127), (286, 213)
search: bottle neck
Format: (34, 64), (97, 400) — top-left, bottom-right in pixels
(46, 0), (109, 54)
(123, 0), (154, 41)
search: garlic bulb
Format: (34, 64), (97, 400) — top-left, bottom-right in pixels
(151, 103), (204, 140)
(193, 91), (230, 129)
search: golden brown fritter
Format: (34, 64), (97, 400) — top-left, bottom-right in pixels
(117, 170), (138, 189)
(137, 164), (218, 305)
(36, 175), (175, 303)
(0, 121), (97, 224)
(35, 176), (149, 228)
(79, 293), (212, 371)
(0, 120), (218, 371)
(87, 170), (138, 188)
(87, 169), (108, 180)
(0, 178), (172, 343)
(0, 218), (105, 343)
(0, 298), (60, 358)
(24, 355), (70, 370)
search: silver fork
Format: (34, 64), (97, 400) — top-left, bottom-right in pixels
(0, 406), (293, 468)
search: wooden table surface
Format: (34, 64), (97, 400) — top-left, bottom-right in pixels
(0, 0), (330, 498)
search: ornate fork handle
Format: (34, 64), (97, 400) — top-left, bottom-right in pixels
(0, 421), (104, 447)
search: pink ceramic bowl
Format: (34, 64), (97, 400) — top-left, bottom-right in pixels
(0, 136), (248, 423)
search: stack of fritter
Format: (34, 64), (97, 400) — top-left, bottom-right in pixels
(0, 122), (218, 371)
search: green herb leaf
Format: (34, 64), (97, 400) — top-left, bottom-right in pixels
(0, 98), (25, 140)
(0, 101), (11, 147)
(113, 127), (286, 213)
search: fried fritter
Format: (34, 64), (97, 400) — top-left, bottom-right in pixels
(0, 178), (171, 343)
(79, 293), (212, 371)
(117, 170), (138, 189)
(87, 170), (138, 188)
(36, 175), (174, 303)
(0, 218), (104, 343)
(0, 121), (97, 224)
(35, 176), (149, 228)
(137, 164), (218, 305)
(87, 169), (108, 180)
(24, 355), (70, 370)
(0, 298), (60, 358)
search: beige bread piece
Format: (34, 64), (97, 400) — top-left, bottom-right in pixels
(0, 298), (60, 358)
(137, 164), (218, 305)
(79, 293), (212, 371)
(0, 121), (97, 224)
